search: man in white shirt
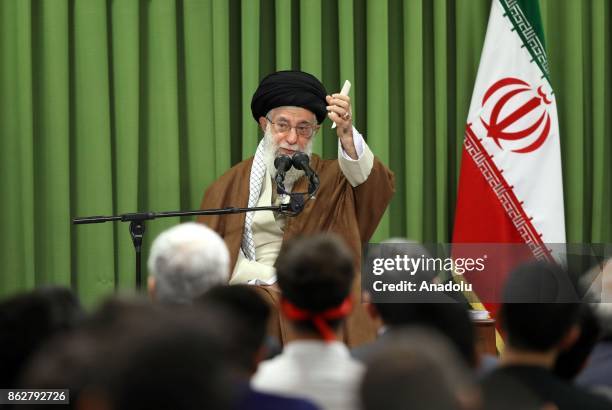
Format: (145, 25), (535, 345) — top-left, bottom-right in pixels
(251, 235), (364, 410)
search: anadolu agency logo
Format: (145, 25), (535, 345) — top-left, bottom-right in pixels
(480, 77), (553, 154)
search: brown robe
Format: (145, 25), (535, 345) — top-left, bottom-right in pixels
(197, 154), (395, 346)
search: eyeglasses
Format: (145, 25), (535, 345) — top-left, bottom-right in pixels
(266, 117), (319, 138)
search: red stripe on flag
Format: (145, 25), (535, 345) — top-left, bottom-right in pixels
(453, 124), (554, 319)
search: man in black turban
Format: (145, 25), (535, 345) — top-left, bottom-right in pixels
(198, 70), (395, 347)
(251, 70), (329, 124)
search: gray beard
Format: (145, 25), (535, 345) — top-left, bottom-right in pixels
(262, 128), (313, 189)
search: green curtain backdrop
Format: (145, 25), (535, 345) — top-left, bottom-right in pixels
(0, 0), (610, 304)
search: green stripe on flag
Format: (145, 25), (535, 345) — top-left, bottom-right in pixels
(499, 0), (550, 82)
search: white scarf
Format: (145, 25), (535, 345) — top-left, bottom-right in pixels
(241, 127), (310, 261)
(241, 139), (267, 261)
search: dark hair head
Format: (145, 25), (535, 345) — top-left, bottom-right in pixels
(502, 261), (580, 303)
(275, 235), (354, 332)
(374, 302), (477, 367)
(24, 300), (232, 410)
(0, 286), (83, 388)
(104, 312), (231, 410)
(501, 262), (582, 352)
(360, 328), (477, 410)
(197, 285), (270, 373)
(21, 331), (104, 410)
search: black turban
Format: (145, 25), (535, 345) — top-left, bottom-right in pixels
(251, 70), (328, 124)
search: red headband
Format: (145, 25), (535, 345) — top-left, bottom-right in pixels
(280, 297), (353, 342)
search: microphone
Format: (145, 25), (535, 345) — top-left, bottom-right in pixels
(291, 152), (320, 193)
(274, 155), (293, 193)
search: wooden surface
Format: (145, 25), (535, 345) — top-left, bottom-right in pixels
(474, 318), (497, 356)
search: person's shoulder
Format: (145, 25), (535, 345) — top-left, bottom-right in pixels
(330, 345), (365, 378)
(206, 157), (254, 189)
(480, 365), (535, 394)
(567, 385), (612, 410)
(484, 366), (612, 410)
(483, 365), (545, 383)
(221, 157), (254, 179)
(251, 353), (292, 387)
(577, 342), (612, 387)
(255, 352), (290, 372)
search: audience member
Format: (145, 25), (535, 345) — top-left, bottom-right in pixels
(96, 309), (231, 410)
(481, 261), (612, 410)
(147, 222), (230, 304)
(199, 285), (319, 410)
(355, 241), (477, 368)
(360, 327), (481, 410)
(0, 286), (83, 388)
(22, 298), (232, 410)
(251, 235), (363, 410)
(354, 295), (477, 368)
(12, 242), (612, 410)
(21, 325), (110, 410)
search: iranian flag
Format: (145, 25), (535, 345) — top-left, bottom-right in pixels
(452, 0), (566, 318)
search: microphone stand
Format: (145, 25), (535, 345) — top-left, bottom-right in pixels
(72, 198), (308, 291)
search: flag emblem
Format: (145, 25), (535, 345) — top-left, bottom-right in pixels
(480, 77), (553, 154)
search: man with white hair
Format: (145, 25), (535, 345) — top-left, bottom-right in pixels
(198, 70), (394, 345)
(147, 222), (230, 305)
